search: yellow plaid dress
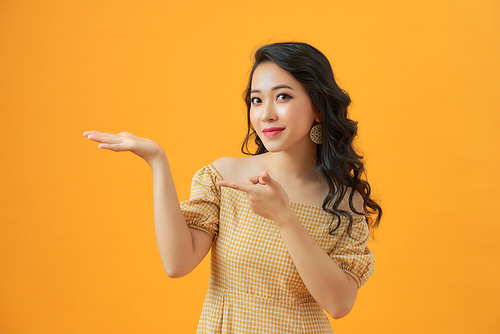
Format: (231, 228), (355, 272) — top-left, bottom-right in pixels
(180, 165), (374, 334)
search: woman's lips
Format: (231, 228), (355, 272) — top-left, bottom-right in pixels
(262, 127), (285, 137)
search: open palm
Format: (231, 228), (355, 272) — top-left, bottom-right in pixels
(83, 131), (165, 165)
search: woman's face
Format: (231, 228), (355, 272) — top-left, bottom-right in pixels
(250, 62), (320, 154)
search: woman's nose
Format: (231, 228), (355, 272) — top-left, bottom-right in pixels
(261, 102), (277, 122)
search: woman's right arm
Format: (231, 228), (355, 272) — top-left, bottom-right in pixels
(83, 131), (212, 278)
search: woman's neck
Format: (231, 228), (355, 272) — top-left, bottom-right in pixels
(261, 148), (320, 184)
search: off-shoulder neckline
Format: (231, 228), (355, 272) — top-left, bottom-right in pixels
(208, 163), (366, 219)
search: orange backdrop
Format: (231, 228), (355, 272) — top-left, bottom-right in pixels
(1, 0), (499, 333)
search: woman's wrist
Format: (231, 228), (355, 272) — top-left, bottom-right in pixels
(272, 208), (299, 229)
(148, 150), (168, 169)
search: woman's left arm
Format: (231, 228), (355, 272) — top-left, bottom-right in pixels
(217, 172), (359, 319)
(275, 210), (358, 319)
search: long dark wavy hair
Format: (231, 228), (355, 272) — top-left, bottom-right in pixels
(242, 42), (382, 236)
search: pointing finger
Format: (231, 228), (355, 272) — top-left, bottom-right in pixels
(216, 181), (254, 193)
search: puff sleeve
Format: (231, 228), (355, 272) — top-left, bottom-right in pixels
(180, 165), (221, 241)
(329, 215), (375, 288)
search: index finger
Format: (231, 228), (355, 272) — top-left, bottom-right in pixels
(216, 180), (254, 193)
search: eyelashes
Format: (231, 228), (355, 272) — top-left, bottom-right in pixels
(250, 93), (292, 105)
(276, 93), (292, 101)
(251, 97), (261, 104)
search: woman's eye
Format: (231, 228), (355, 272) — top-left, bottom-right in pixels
(251, 97), (261, 104)
(277, 93), (292, 101)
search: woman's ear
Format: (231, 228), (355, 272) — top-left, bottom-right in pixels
(315, 111), (322, 123)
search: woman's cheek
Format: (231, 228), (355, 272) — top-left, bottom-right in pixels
(249, 112), (260, 131)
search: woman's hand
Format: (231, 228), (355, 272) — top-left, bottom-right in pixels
(216, 172), (292, 224)
(83, 131), (165, 166)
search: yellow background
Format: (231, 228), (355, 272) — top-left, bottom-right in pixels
(1, 0), (499, 333)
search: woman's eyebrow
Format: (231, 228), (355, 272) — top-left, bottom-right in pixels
(251, 85), (294, 93)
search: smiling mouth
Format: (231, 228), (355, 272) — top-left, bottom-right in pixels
(262, 127), (285, 137)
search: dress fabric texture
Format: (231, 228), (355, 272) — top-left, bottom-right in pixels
(180, 164), (375, 334)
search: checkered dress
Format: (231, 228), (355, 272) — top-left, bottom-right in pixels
(180, 165), (374, 333)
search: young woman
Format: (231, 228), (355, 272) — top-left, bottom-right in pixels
(84, 42), (382, 333)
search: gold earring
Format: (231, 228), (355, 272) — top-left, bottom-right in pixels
(310, 124), (323, 144)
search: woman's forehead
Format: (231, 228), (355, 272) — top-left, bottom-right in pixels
(251, 62), (299, 91)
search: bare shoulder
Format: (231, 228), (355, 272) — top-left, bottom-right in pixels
(212, 156), (262, 182)
(211, 157), (240, 179)
(337, 188), (365, 215)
